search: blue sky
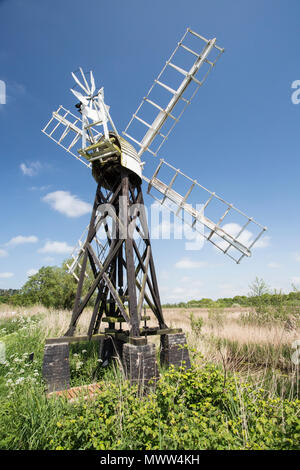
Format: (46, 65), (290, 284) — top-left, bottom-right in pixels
(0, 0), (300, 301)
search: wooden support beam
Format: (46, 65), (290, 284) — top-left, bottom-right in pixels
(102, 316), (126, 323)
(46, 334), (106, 345)
(122, 173), (139, 337)
(132, 239), (164, 325)
(137, 245), (151, 321)
(66, 239), (124, 331)
(87, 286), (103, 339)
(64, 172), (167, 343)
(87, 243), (130, 324)
(140, 327), (182, 336)
(93, 285), (109, 334)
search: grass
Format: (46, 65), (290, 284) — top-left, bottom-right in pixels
(0, 303), (299, 450)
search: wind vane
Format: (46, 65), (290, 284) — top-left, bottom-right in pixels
(41, 28), (267, 392)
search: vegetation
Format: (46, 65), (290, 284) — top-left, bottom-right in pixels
(162, 291), (300, 309)
(0, 273), (299, 450)
(0, 289), (19, 304)
(2, 265), (300, 318)
(0, 311), (299, 450)
(1, 261), (95, 310)
(163, 278), (300, 311)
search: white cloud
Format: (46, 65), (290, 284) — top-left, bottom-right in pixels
(294, 252), (300, 262)
(175, 257), (206, 269)
(268, 262), (280, 269)
(38, 241), (73, 254)
(160, 279), (203, 302)
(151, 216), (186, 240)
(211, 223), (251, 252)
(0, 249), (8, 257)
(30, 185), (51, 191)
(158, 275), (204, 303)
(27, 268), (38, 277)
(0, 272), (13, 278)
(211, 223), (270, 252)
(4, 81), (27, 105)
(6, 235), (38, 247)
(291, 277), (300, 285)
(20, 161), (42, 176)
(255, 235), (271, 248)
(43, 191), (92, 218)
(0, 79), (5, 104)
(150, 202), (204, 250)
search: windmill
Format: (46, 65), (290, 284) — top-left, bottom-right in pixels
(41, 28), (267, 392)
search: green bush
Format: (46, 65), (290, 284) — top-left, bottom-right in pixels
(0, 304), (299, 450)
(189, 312), (203, 335)
(1, 358), (299, 450)
(207, 307), (225, 328)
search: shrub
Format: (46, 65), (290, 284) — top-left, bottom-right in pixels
(189, 312), (203, 335)
(0, 306), (299, 450)
(1, 359), (299, 450)
(207, 307), (225, 329)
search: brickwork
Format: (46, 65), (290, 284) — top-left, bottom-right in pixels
(160, 333), (191, 369)
(42, 342), (70, 392)
(123, 342), (159, 389)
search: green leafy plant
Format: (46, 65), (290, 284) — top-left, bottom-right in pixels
(189, 312), (203, 335)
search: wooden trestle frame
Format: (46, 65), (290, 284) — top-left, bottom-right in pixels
(64, 169), (169, 343)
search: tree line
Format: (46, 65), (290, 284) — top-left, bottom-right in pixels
(0, 261), (94, 310)
(0, 267), (300, 310)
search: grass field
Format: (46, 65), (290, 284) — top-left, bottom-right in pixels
(0, 304), (299, 450)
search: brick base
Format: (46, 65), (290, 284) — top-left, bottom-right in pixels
(160, 333), (191, 369)
(47, 382), (102, 402)
(42, 342), (70, 392)
(122, 342), (159, 389)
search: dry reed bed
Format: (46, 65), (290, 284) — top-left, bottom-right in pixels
(1, 304), (299, 393)
(1, 305), (299, 349)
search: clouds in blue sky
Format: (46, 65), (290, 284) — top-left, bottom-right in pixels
(5, 235), (38, 247)
(20, 161), (42, 177)
(0, 272), (13, 279)
(0, 0), (300, 301)
(37, 241), (74, 255)
(42, 191), (92, 218)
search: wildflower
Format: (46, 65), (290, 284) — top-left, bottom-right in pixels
(15, 377), (24, 384)
(75, 361), (83, 370)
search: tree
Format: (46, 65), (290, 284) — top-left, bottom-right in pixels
(13, 260), (96, 310)
(18, 266), (74, 309)
(248, 277), (270, 297)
